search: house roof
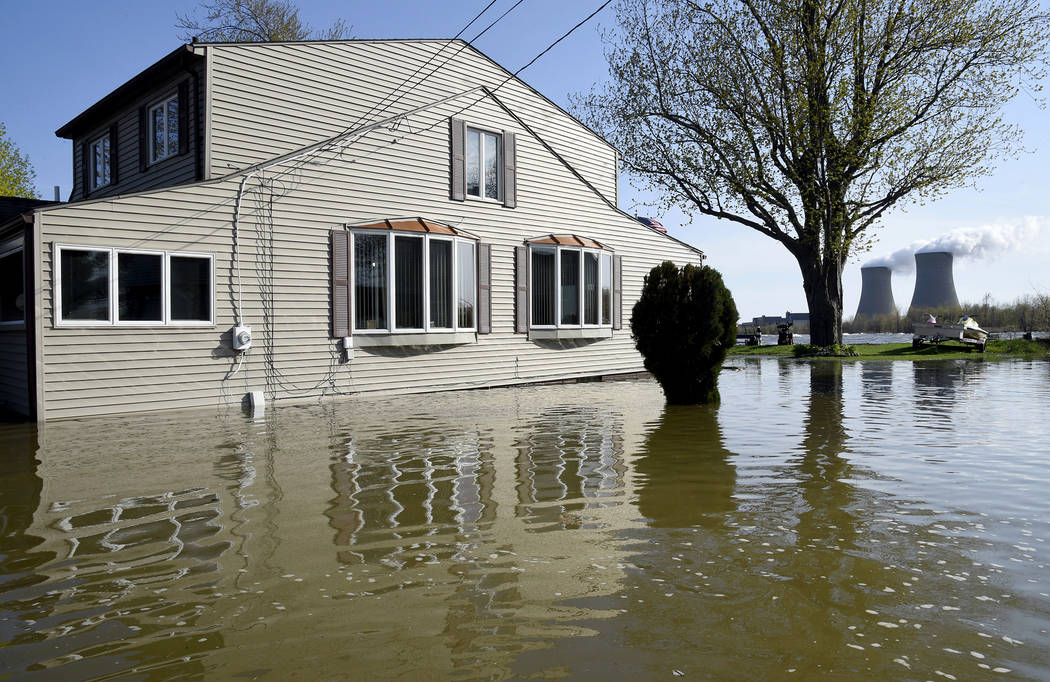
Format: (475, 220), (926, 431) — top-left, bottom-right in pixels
(55, 45), (203, 139)
(0, 197), (60, 226)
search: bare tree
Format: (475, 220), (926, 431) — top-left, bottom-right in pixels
(578, 0), (1049, 345)
(176, 0), (351, 42)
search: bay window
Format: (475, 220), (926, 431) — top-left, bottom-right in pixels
(55, 244), (213, 326)
(529, 244), (615, 330)
(350, 230), (477, 333)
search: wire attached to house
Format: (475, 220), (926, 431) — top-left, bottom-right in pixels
(232, 172), (254, 326)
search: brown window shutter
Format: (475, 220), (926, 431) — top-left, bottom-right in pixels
(514, 245), (528, 333)
(478, 243), (492, 334)
(81, 141), (90, 197)
(108, 123), (119, 186)
(177, 81), (189, 156)
(331, 230), (350, 338)
(138, 105), (149, 172)
(450, 118), (465, 201)
(502, 132), (516, 208)
(612, 255), (623, 330)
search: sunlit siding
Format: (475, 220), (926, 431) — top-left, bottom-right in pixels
(34, 43), (699, 421)
(206, 41), (619, 203)
(70, 64), (204, 203)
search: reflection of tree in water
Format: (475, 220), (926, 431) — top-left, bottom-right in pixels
(0, 425), (51, 589)
(514, 406), (626, 531)
(634, 404), (736, 528)
(325, 427), (495, 565)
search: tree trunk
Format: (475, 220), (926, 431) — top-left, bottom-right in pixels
(799, 256), (844, 347)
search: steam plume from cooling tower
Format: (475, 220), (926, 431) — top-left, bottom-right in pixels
(863, 217), (1047, 272)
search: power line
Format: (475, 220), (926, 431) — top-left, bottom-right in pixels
(426, 0), (615, 131)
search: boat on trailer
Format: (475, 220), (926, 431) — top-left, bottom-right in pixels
(912, 315), (989, 352)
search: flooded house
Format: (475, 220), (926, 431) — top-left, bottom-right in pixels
(0, 39), (703, 421)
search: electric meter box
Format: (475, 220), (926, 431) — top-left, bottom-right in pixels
(232, 325), (252, 351)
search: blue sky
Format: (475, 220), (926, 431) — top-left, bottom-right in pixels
(5, 0), (1049, 319)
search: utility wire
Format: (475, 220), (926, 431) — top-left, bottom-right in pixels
(424, 0), (615, 131)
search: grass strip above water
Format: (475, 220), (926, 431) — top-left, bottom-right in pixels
(728, 338), (1050, 361)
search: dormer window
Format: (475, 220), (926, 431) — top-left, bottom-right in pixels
(89, 133), (112, 189)
(150, 94), (179, 163)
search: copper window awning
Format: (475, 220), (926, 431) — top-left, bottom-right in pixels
(347, 217), (478, 240)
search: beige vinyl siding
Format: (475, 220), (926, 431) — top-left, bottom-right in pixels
(35, 48), (698, 421)
(206, 41), (619, 203)
(0, 328), (29, 416)
(70, 64), (204, 202)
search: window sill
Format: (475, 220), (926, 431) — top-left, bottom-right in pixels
(353, 331), (477, 348)
(528, 328), (613, 341)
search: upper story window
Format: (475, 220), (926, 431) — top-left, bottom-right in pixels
(89, 134), (111, 189)
(0, 238), (24, 326)
(55, 244), (213, 326)
(150, 94), (179, 163)
(450, 118), (516, 208)
(466, 128), (502, 201)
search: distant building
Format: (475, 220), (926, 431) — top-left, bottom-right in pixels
(750, 311), (809, 328)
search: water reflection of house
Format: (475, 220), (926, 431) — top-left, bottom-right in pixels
(0, 40), (704, 421)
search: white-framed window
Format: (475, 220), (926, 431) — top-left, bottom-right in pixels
(530, 245), (613, 329)
(0, 238), (25, 326)
(149, 94), (179, 163)
(466, 127), (502, 201)
(351, 230), (477, 333)
(55, 244), (213, 326)
(89, 133), (111, 189)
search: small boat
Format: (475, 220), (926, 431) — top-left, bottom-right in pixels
(912, 315), (989, 351)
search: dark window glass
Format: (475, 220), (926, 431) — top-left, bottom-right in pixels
(457, 241), (475, 328)
(0, 250), (24, 323)
(484, 132), (500, 200)
(118, 253), (162, 322)
(395, 236), (423, 329)
(61, 249), (110, 321)
(601, 253), (612, 325)
(429, 240), (452, 329)
(354, 234), (387, 330)
(584, 252), (599, 325)
(560, 249), (580, 325)
(531, 249), (555, 326)
(466, 129), (480, 197)
(170, 256), (211, 321)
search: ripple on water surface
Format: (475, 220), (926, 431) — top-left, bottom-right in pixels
(0, 358), (1048, 679)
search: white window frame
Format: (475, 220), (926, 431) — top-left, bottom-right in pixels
(529, 244), (613, 331)
(54, 244), (214, 327)
(350, 230), (477, 335)
(0, 237), (25, 327)
(465, 127), (502, 202)
(89, 133), (111, 190)
(149, 94), (179, 163)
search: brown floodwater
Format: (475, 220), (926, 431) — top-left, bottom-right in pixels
(1, 358), (1049, 680)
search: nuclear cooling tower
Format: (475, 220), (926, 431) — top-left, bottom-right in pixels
(855, 266), (896, 318)
(908, 251), (959, 314)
